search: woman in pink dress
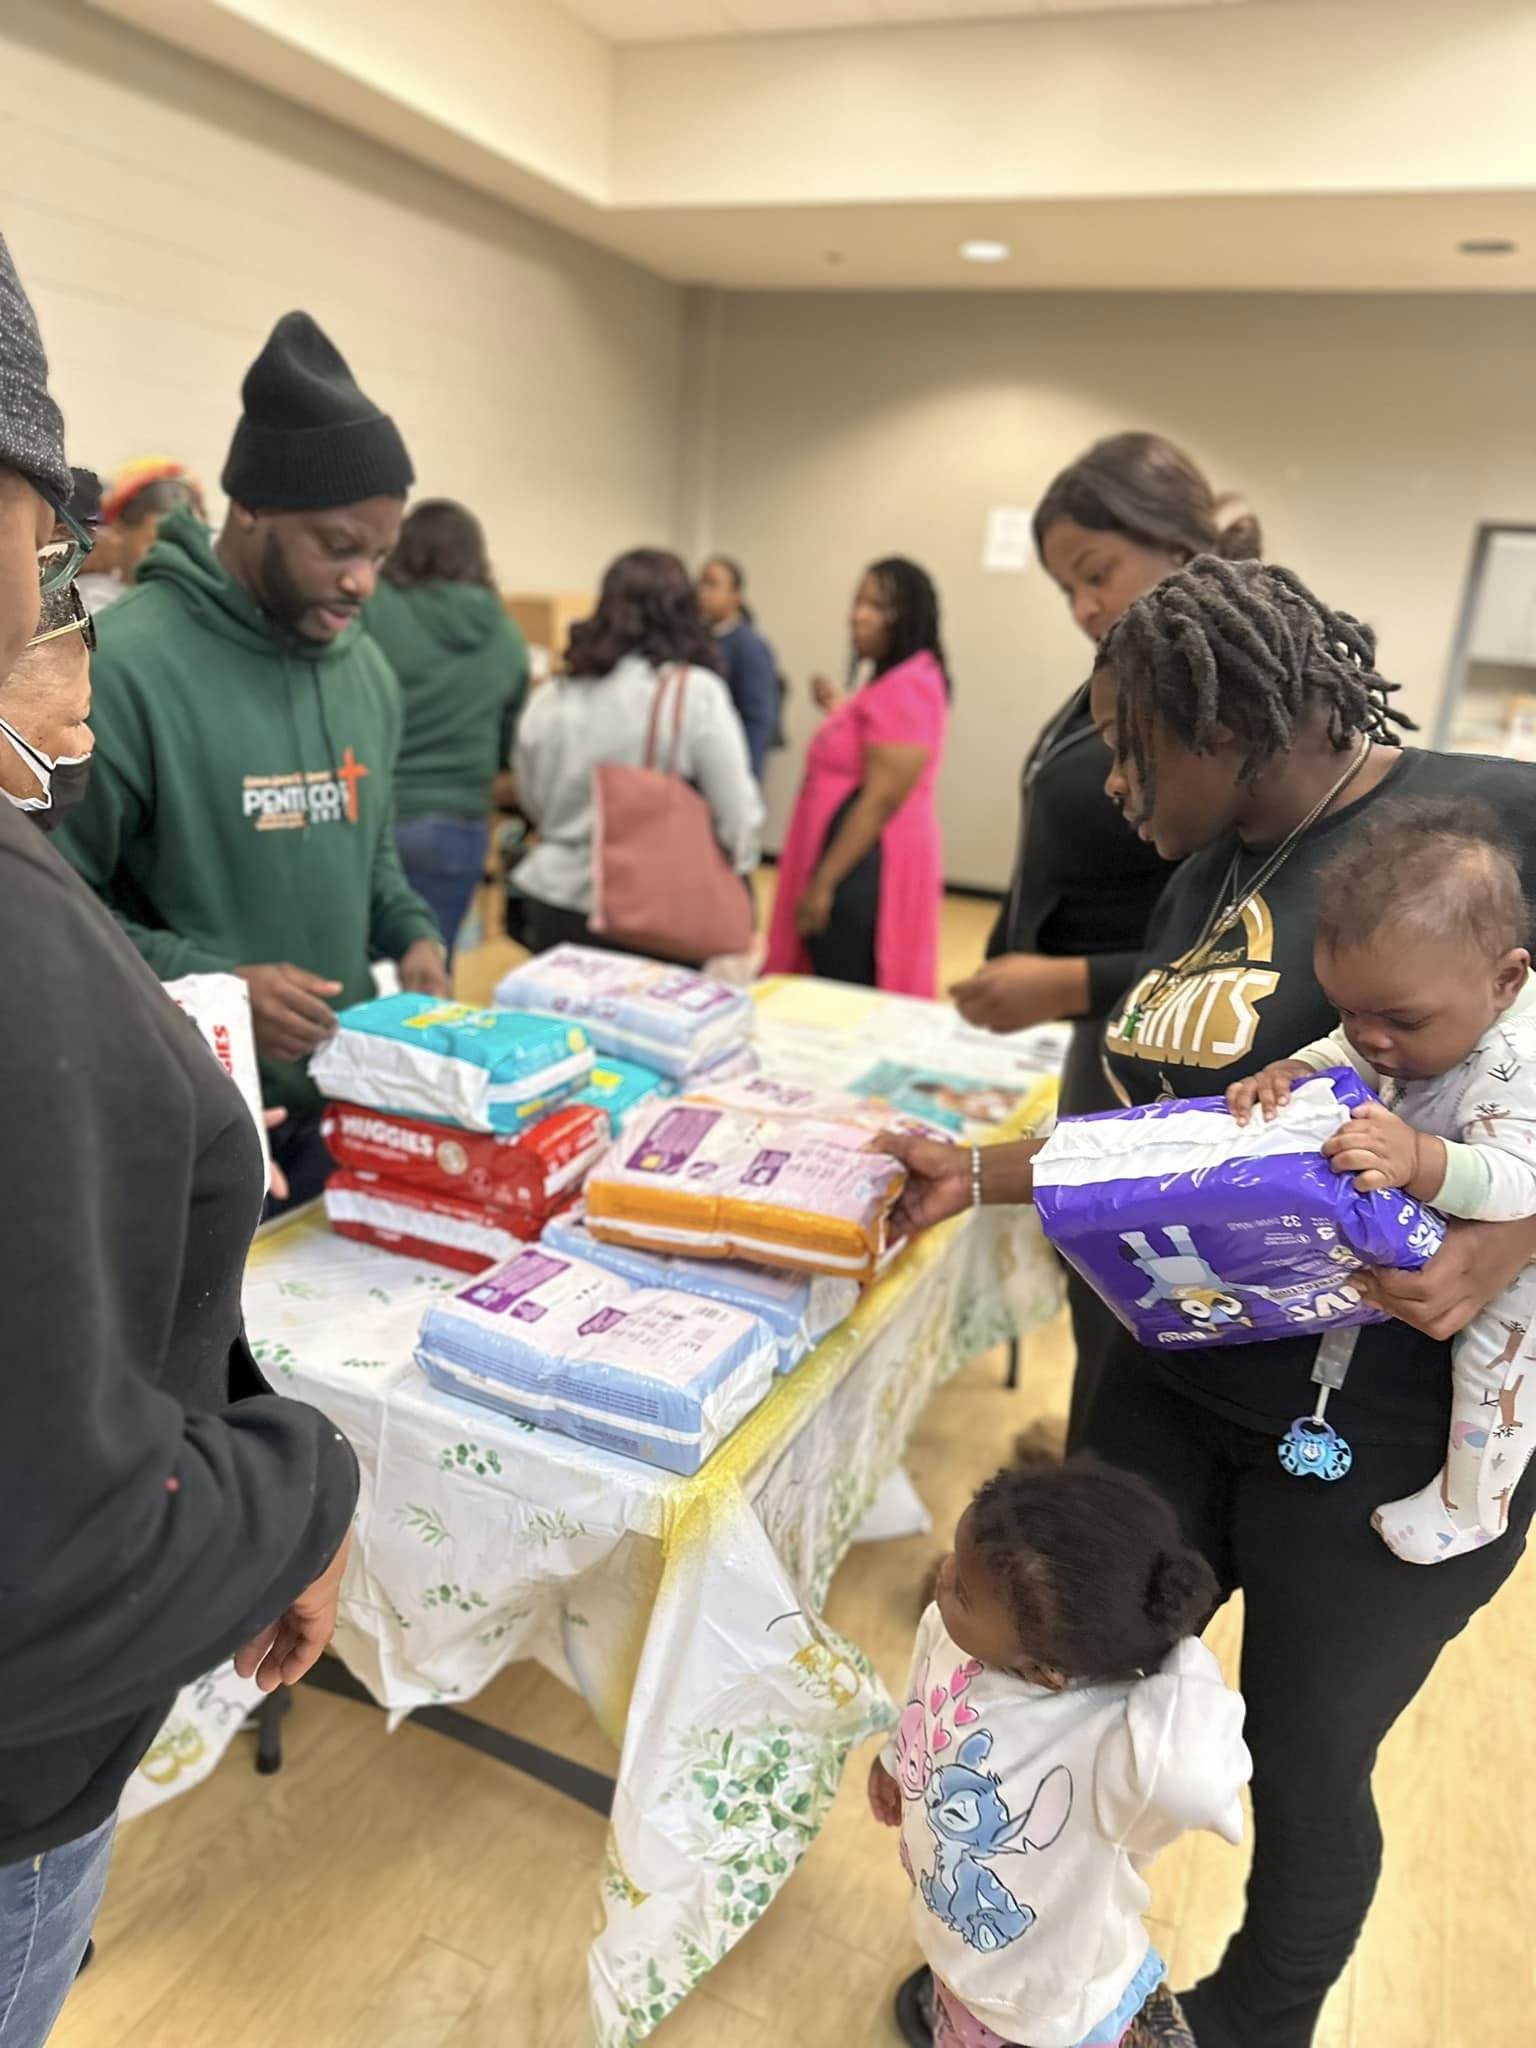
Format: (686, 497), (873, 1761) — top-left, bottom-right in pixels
(766, 557), (950, 996)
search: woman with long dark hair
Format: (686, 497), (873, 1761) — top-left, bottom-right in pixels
(765, 556), (950, 994)
(886, 558), (1536, 2048)
(366, 498), (528, 959)
(511, 547), (762, 958)
(951, 433), (1261, 1445)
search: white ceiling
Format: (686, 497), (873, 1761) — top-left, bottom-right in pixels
(560, 0), (1253, 39)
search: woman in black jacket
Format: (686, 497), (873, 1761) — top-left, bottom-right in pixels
(0, 234), (358, 2048)
(952, 433), (1261, 1442)
(891, 558), (1536, 2048)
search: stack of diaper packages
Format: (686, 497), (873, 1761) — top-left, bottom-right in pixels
(540, 1209), (859, 1376)
(415, 1244), (779, 1473)
(581, 1096), (908, 1284)
(311, 992), (621, 1274)
(1034, 1067), (1445, 1350)
(492, 945), (757, 1084)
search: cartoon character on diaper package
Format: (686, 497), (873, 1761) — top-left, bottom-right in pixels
(1118, 1225), (1272, 1331)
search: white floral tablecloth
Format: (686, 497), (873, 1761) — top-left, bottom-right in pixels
(125, 993), (1065, 2043)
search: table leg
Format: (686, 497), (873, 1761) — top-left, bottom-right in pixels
(294, 1655), (616, 1817)
(1004, 1337), (1021, 1390)
(253, 1691), (290, 1776)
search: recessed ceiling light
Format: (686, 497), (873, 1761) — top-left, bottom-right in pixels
(1458, 238), (1518, 256)
(960, 240), (1010, 264)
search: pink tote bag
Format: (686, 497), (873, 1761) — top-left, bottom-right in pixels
(590, 667), (754, 966)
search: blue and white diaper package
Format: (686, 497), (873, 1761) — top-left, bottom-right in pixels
(310, 994), (593, 1134)
(575, 1055), (668, 1131)
(540, 1210), (858, 1374)
(493, 945), (753, 1081)
(415, 1245), (778, 1473)
(1034, 1068), (1445, 1351)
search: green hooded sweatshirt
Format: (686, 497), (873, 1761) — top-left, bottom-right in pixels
(363, 578), (528, 820)
(56, 507), (441, 1115)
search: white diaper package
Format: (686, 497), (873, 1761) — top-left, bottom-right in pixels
(493, 946), (754, 1081)
(163, 971), (271, 1180)
(415, 1247), (778, 1474)
(540, 1210), (857, 1374)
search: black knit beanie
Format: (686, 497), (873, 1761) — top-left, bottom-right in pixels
(221, 310), (413, 512)
(0, 233), (70, 501)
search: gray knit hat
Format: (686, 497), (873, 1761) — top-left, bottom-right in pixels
(0, 234), (69, 501)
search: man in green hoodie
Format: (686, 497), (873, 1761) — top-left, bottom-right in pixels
(58, 310), (450, 1203)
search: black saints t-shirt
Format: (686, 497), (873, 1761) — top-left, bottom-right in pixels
(1102, 746), (1536, 1445)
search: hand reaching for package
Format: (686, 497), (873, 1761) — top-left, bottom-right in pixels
(236, 963), (343, 1065)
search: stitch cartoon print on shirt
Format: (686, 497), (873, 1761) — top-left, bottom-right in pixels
(904, 1659), (1074, 1953)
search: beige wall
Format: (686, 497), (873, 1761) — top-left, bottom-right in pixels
(1, 0), (682, 596)
(701, 288), (1536, 887)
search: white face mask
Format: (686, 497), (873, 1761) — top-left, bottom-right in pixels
(0, 715), (89, 814)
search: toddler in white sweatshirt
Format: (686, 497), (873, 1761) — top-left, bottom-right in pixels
(870, 1459), (1250, 2048)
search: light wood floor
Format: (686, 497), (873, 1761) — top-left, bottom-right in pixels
(52, 893), (1535, 2048)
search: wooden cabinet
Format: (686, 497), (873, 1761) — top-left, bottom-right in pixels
(502, 592), (595, 677)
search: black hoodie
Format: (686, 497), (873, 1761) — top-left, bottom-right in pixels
(0, 806), (358, 1860)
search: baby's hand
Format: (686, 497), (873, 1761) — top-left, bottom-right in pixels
(1321, 1100), (1419, 1194)
(1227, 1059), (1313, 1125)
(867, 1756), (903, 1828)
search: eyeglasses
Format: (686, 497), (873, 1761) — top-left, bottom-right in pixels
(26, 578), (96, 655)
(36, 491), (96, 597)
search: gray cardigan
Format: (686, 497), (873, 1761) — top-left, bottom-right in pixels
(513, 655), (764, 914)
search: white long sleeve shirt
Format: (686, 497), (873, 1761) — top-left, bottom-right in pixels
(885, 1608), (1250, 2047)
(1294, 971), (1536, 1222)
(513, 655), (764, 914)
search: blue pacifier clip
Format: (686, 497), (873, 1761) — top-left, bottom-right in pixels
(1279, 1328), (1357, 1482)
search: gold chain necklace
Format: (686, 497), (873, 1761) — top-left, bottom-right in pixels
(1121, 737), (1373, 1044)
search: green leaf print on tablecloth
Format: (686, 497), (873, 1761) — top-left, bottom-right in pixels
(441, 1441), (503, 1477)
(399, 1504), (449, 1548)
(422, 1583), (488, 1614)
(525, 1508), (586, 1549)
(662, 1724), (850, 1920)
(250, 1339), (296, 1380)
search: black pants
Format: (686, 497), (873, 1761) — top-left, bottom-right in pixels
(1056, 1017), (1124, 1452)
(1079, 1346), (1536, 2048)
(520, 896), (614, 957)
(806, 804), (882, 987)
(264, 1112), (334, 1220)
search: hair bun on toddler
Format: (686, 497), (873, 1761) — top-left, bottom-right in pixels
(1143, 1547), (1219, 1635)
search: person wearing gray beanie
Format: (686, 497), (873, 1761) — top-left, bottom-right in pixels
(56, 307), (449, 1209)
(0, 231), (78, 686)
(0, 246), (360, 2048)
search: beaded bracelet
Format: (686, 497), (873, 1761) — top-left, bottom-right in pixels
(971, 1144), (985, 1210)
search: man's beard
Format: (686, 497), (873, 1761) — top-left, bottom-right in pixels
(255, 530), (342, 644)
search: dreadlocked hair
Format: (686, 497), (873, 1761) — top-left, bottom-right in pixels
(1094, 556), (1414, 820)
(857, 555), (952, 699)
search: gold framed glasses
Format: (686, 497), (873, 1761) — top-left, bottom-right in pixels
(26, 578), (96, 654)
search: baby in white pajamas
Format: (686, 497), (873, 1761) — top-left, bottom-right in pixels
(1231, 796), (1536, 1564)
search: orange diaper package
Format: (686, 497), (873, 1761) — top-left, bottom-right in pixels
(583, 1100), (907, 1283)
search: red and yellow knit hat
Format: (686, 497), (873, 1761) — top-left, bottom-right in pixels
(102, 456), (203, 525)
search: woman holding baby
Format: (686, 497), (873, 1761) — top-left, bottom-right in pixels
(892, 554), (1536, 2048)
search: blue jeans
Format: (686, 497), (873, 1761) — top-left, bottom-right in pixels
(395, 814), (488, 960)
(0, 1818), (115, 2047)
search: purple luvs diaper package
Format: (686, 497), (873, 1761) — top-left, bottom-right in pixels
(1033, 1068), (1445, 1351)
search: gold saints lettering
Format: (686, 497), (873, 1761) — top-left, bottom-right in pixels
(1107, 895), (1280, 1072)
